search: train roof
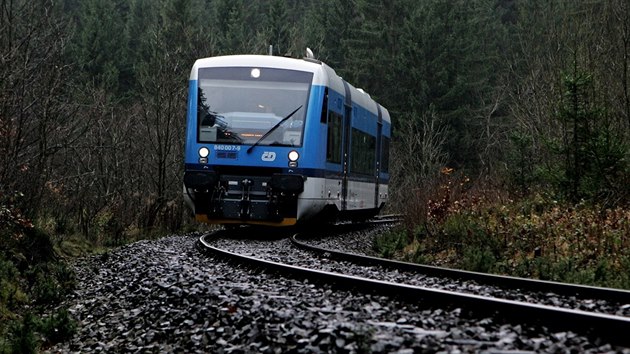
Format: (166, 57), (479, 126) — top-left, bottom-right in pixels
(190, 55), (390, 124)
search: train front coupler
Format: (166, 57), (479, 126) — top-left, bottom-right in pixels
(238, 178), (253, 219)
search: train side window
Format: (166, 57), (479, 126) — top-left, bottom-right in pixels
(381, 136), (390, 173)
(326, 111), (342, 164)
(320, 88), (328, 123)
(350, 128), (375, 175)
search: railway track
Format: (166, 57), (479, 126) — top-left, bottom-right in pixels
(198, 226), (630, 348)
(291, 233), (630, 306)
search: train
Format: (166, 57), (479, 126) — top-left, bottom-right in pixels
(183, 53), (391, 227)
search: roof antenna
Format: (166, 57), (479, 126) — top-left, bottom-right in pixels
(305, 47), (314, 59)
(268, 45), (273, 56)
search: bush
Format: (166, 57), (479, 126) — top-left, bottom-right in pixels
(15, 228), (57, 268)
(372, 229), (409, 259)
(0, 308), (76, 354)
(40, 309), (76, 345)
(6, 313), (38, 354)
(461, 246), (497, 273)
(376, 186), (630, 289)
(1, 195), (76, 351)
(0, 257), (27, 316)
(28, 266), (62, 305)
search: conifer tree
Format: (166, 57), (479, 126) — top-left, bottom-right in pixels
(265, 0), (291, 56)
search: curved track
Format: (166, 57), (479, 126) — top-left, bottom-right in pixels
(198, 230), (630, 347)
(291, 233), (630, 305)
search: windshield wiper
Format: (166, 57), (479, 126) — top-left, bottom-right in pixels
(246, 105), (302, 154)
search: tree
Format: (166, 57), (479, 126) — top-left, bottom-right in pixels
(264, 0), (291, 56)
(553, 58), (628, 203)
(507, 0), (629, 204)
(214, 0), (254, 55)
(0, 0), (77, 217)
(132, 0), (210, 230)
(68, 0), (130, 95)
(302, 0), (361, 69)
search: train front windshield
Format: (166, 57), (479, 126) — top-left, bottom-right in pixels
(197, 67), (313, 147)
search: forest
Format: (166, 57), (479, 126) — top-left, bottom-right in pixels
(1, 0), (629, 350)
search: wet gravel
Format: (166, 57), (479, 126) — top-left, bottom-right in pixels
(47, 232), (630, 353)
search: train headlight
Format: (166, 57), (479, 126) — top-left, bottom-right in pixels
(288, 150), (299, 168)
(198, 147), (210, 164)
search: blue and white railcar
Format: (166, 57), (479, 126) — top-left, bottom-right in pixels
(183, 54), (391, 226)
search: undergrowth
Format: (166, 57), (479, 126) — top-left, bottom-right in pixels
(1, 192), (77, 353)
(377, 171), (630, 289)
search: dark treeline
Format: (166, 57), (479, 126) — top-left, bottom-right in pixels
(1, 0), (629, 242)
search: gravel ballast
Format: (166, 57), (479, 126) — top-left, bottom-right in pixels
(214, 226), (630, 318)
(48, 232), (629, 353)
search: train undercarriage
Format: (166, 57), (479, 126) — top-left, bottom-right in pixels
(184, 170), (305, 226)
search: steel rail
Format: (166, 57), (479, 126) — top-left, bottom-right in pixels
(291, 234), (630, 305)
(198, 232), (630, 347)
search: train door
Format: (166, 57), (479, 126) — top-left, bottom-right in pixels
(341, 82), (352, 211)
